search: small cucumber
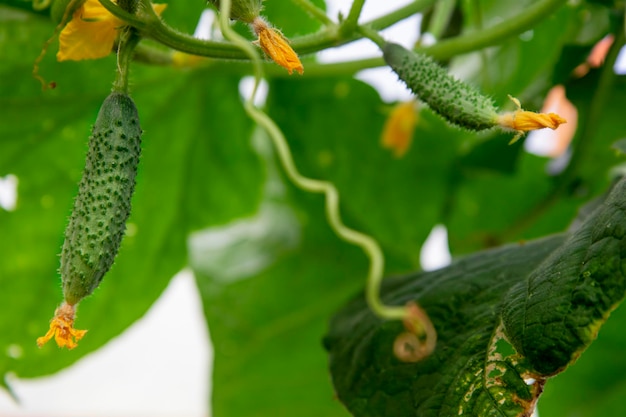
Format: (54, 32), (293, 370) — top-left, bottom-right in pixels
(383, 42), (499, 131)
(61, 92), (142, 305)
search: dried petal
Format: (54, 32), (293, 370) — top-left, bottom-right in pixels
(381, 100), (418, 158)
(252, 18), (303, 75)
(498, 95), (566, 144)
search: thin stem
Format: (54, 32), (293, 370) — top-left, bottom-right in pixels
(426, 0), (456, 40)
(342, 0), (366, 34)
(217, 0), (263, 79)
(98, 0), (435, 59)
(113, 27), (141, 93)
(290, 0), (335, 26)
(132, 0), (568, 80)
(112, 0), (141, 93)
(358, 25), (386, 49)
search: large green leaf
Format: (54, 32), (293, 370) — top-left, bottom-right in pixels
(0, 17), (264, 383)
(192, 131), (358, 417)
(325, 176), (626, 416)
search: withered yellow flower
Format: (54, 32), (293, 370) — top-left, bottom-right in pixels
(381, 100), (418, 158)
(252, 17), (303, 75)
(498, 95), (566, 144)
(57, 0), (166, 62)
(37, 302), (87, 349)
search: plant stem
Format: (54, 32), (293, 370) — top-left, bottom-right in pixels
(97, 0), (435, 59)
(101, 0), (565, 77)
(112, 0), (141, 93)
(113, 27), (141, 93)
(358, 25), (386, 48)
(341, 0), (366, 34)
(426, 0), (456, 40)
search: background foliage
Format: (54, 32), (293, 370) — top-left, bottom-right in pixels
(1, 0), (626, 416)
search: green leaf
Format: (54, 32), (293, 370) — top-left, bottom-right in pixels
(192, 131), (358, 417)
(325, 177), (626, 416)
(612, 139), (626, 155)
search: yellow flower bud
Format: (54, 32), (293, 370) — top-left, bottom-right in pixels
(381, 100), (418, 158)
(252, 17), (303, 75)
(498, 96), (567, 144)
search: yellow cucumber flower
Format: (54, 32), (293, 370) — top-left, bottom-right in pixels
(252, 17), (304, 75)
(381, 100), (419, 158)
(498, 95), (566, 144)
(57, 0), (166, 62)
(37, 302), (87, 349)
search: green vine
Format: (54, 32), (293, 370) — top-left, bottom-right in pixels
(89, 0), (566, 71)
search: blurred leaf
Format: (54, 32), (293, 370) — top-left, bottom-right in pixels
(0, 18), (264, 381)
(612, 138), (626, 155)
(192, 131), (358, 417)
(326, 176), (626, 416)
(566, 73), (626, 192)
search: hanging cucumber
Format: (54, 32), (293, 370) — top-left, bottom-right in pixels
(61, 92), (142, 305)
(37, 92), (142, 349)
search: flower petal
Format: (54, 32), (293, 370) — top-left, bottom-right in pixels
(253, 18), (303, 75)
(37, 302), (88, 349)
(497, 95), (566, 143)
(381, 100), (418, 158)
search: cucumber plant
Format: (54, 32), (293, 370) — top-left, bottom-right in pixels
(2, 0), (625, 416)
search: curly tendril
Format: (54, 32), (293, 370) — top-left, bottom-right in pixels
(217, 0), (436, 362)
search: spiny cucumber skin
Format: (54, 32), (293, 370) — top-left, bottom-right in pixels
(383, 43), (499, 131)
(61, 92), (142, 305)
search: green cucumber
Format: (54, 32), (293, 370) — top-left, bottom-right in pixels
(61, 92), (142, 305)
(383, 42), (499, 131)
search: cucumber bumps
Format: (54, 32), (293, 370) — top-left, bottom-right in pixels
(37, 92), (142, 349)
(383, 42), (565, 141)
